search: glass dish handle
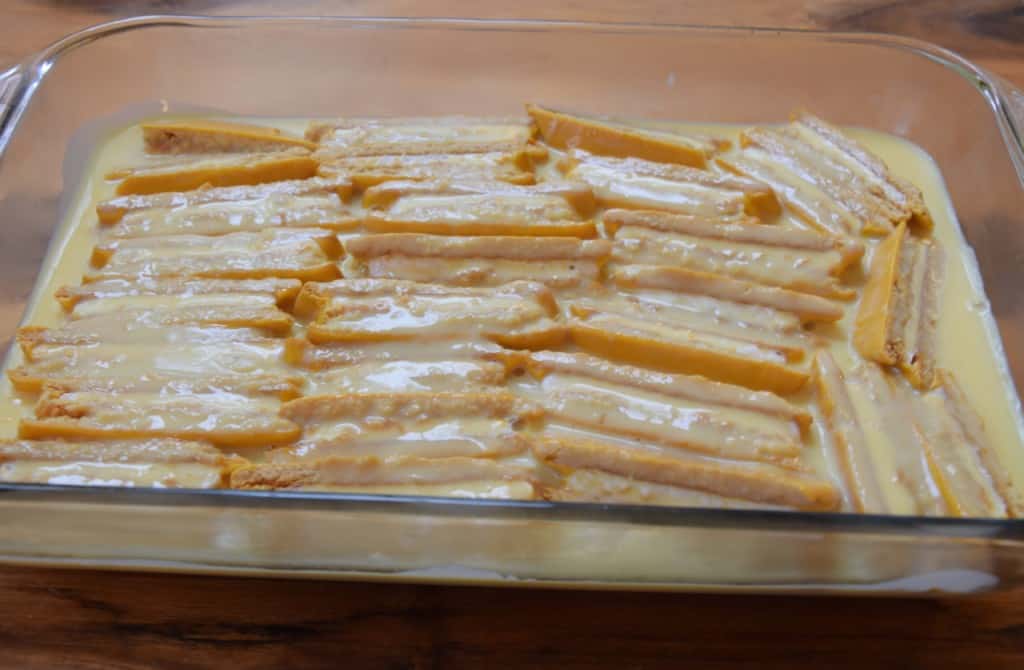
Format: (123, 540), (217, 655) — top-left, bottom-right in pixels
(0, 64), (25, 158)
(992, 74), (1024, 184)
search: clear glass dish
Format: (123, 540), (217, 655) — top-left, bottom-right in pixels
(0, 16), (1022, 595)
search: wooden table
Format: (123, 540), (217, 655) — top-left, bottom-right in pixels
(1, 2), (1022, 668)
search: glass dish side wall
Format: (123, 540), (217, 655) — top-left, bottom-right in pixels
(0, 490), (1020, 594)
(0, 18), (1022, 594)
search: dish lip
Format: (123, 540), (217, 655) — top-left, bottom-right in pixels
(0, 14), (1022, 538)
(0, 481), (1022, 539)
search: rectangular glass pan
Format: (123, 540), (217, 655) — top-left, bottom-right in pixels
(1, 16), (1023, 595)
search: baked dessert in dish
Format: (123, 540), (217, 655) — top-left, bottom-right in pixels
(0, 105), (1021, 518)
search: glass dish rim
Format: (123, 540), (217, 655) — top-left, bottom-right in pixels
(0, 14), (1022, 539)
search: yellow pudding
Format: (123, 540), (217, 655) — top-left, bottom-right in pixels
(0, 108), (1020, 517)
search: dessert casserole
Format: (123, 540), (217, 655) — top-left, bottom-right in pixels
(1, 107), (1020, 518)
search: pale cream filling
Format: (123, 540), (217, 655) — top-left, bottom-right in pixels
(572, 162), (745, 216)
(721, 150), (859, 235)
(310, 360), (504, 394)
(319, 122), (530, 153)
(0, 461), (222, 488)
(111, 194), (348, 237)
(612, 226), (844, 293)
(351, 256), (600, 288)
(530, 375), (800, 460)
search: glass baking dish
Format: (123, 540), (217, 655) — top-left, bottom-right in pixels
(1, 16), (1023, 596)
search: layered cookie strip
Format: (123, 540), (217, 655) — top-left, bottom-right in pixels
(560, 151), (779, 219)
(605, 209), (863, 299)
(96, 176), (354, 225)
(294, 278), (565, 350)
(86, 229), (343, 282)
(565, 300), (808, 394)
(142, 119), (317, 154)
(54, 277), (302, 311)
(12, 325), (296, 392)
(361, 179), (597, 237)
(310, 358), (509, 395)
(814, 352), (1014, 517)
(318, 151), (538, 189)
(11, 278), (302, 393)
(720, 112), (932, 236)
(611, 265), (844, 324)
(814, 352), (893, 514)
(102, 189), (355, 238)
(913, 371), (1020, 517)
(273, 391), (539, 461)
(107, 148), (319, 195)
(527, 104), (727, 168)
(547, 470), (799, 509)
(854, 223), (945, 389)
(345, 234), (612, 288)
(285, 337), (504, 371)
(11, 275), (304, 448)
(54, 277), (300, 334)
(231, 456), (537, 499)
(520, 352), (810, 464)
(231, 391), (539, 499)
(2, 108), (1014, 516)
(536, 439), (839, 511)
(308, 116), (542, 157)
(565, 265), (837, 393)
(285, 336), (509, 393)
(19, 381), (301, 448)
(522, 352), (838, 511)
(0, 439), (234, 488)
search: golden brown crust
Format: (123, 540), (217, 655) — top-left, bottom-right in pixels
(899, 240), (944, 389)
(853, 224), (944, 389)
(568, 310), (809, 395)
(527, 104), (715, 168)
(142, 120), (317, 154)
(108, 149), (318, 196)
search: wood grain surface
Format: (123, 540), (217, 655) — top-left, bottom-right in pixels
(1, 567), (1022, 669)
(1, 2), (1023, 668)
